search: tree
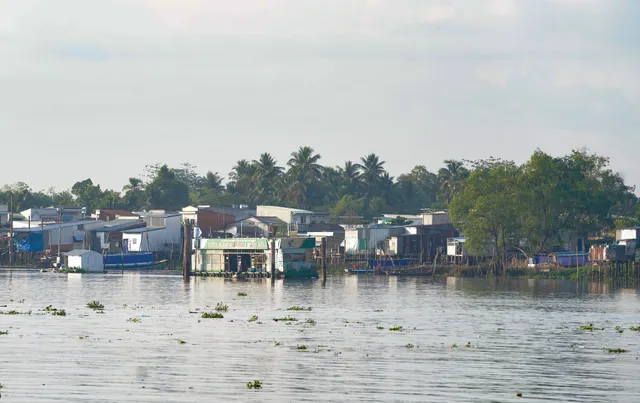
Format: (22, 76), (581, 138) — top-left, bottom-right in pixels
(396, 165), (439, 213)
(71, 179), (105, 211)
(122, 177), (146, 210)
(358, 153), (386, 195)
(285, 146), (322, 208)
(437, 160), (469, 205)
(145, 165), (190, 211)
(449, 160), (522, 273)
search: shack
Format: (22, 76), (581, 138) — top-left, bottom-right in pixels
(63, 250), (104, 272)
(192, 238), (270, 273)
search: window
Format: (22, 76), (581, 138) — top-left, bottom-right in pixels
(132, 238), (138, 245)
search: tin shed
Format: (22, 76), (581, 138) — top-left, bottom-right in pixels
(64, 250), (104, 272)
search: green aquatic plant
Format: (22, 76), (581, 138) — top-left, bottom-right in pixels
(1, 310), (31, 315)
(249, 315), (258, 322)
(246, 380), (262, 389)
(215, 302), (229, 312)
(127, 318), (141, 323)
(297, 345), (307, 350)
(579, 324), (595, 331)
(377, 326), (384, 330)
(52, 310), (67, 316)
(451, 344), (458, 348)
(630, 326), (640, 332)
(466, 342), (472, 348)
(178, 340), (187, 344)
(0, 330), (8, 335)
(237, 292), (248, 297)
(273, 317), (297, 322)
(78, 335), (87, 340)
(96, 310), (105, 315)
(43, 305), (57, 312)
(389, 326), (402, 331)
(287, 306), (312, 311)
(87, 301), (104, 310)
(607, 348), (629, 354)
(374, 309), (383, 312)
(306, 319), (316, 325)
(202, 312), (224, 319)
(274, 341), (281, 346)
(615, 326), (624, 334)
(405, 343), (415, 348)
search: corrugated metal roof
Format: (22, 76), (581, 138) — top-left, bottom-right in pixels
(124, 227), (164, 233)
(64, 249), (95, 256)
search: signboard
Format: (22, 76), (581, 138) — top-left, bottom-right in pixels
(279, 237), (316, 250)
(199, 238), (269, 250)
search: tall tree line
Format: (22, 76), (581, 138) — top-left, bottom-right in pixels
(0, 147), (638, 233)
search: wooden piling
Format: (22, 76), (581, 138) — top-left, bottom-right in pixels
(270, 239), (276, 280)
(321, 237), (327, 281)
(183, 221), (192, 279)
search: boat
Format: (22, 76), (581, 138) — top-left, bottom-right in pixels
(103, 252), (166, 269)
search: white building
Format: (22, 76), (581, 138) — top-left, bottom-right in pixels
(421, 209), (451, 226)
(256, 206), (330, 234)
(64, 250), (104, 272)
(0, 204), (9, 226)
(20, 207), (87, 223)
(122, 213), (182, 252)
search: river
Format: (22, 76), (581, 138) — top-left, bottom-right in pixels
(1, 271), (639, 402)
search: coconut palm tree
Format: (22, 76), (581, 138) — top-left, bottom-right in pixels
(357, 153), (386, 195)
(253, 153), (284, 180)
(287, 146), (322, 182)
(203, 171), (224, 192)
(437, 159), (469, 205)
(337, 161), (362, 194)
(122, 177), (144, 193)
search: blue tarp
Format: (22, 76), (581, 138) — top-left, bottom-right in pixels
(368, 259), (411, 270)
(14, 232), (45, 252)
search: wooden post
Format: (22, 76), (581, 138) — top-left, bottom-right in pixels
(8, 192), (13, 269)
(321, 237), (327, 281)
(270, 239), (276, 280)
(183, 221), (192, 278)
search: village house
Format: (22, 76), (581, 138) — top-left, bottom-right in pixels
(224, 216), (288, 238)
(256, 206), (330, 235)
(180, 206), (236, 238)
(122, 212), (181, 253)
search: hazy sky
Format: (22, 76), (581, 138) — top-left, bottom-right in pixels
(1, 0), (638, 192)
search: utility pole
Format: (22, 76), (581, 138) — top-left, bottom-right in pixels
(8, 192), (13, 268)
(321, 237), (327, 283)
(182, 221), (192, 279)
(57, 207), (62, 268)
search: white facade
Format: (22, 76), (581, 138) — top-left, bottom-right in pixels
(422, 211), (451, 226)
(122, 215), (182, 252)
(65, 250), (104, 272)
(0, 204), (8, 226)
(256, 206), (330, 233)
(344, 227), (408, 255)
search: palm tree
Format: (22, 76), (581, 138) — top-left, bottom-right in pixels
(123, 177), (144, 193)
(287, 146), (322, 181)
(337, 161), (362, 194)
(357, 153), (386, 195)
(253, 153), (284, 179)
(437, 160), (469, 205)
(203, 171), (224, 192)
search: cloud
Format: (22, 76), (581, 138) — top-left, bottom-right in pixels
(0, 0), (638, 191)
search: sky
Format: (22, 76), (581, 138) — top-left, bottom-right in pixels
(1, 0), (639, 192)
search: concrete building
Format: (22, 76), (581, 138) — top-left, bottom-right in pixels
(122, 213), (181, 253)
(0, 204), (9, 226)
(421, 209), (451, 226)
(377, 214), (423, 226)
(256, 206), (330, 234)
(344, 226), (408, 256)
(225, 216), (288, 238)
(180, 206), (236, 237)
(93, 209), (138, 222)
(89, 218), (146, 253)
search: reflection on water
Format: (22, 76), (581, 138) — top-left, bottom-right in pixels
(1, 271), (639, 402)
